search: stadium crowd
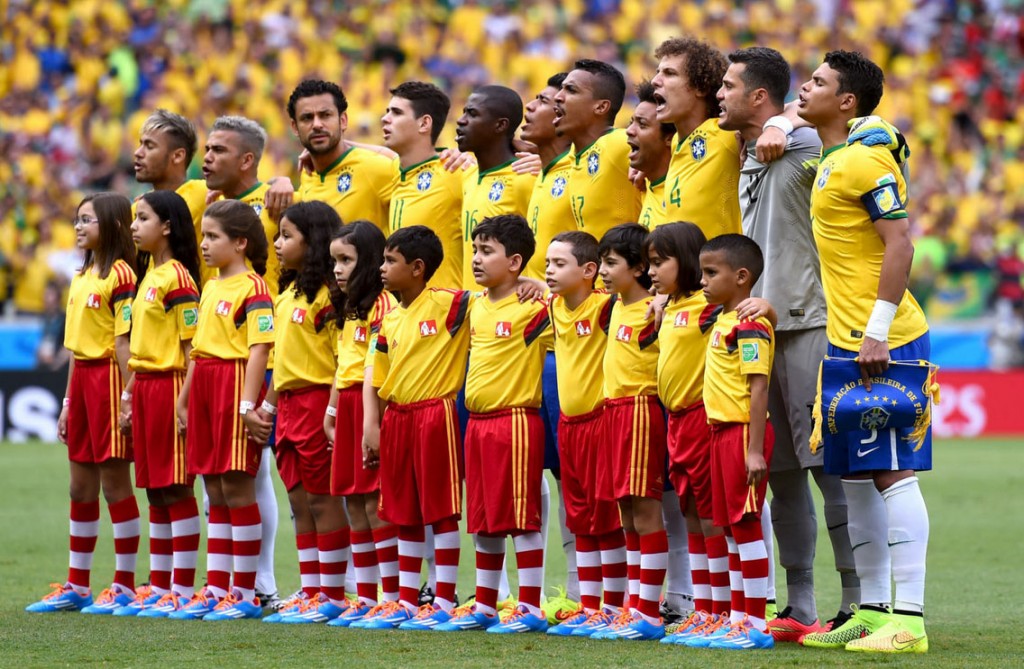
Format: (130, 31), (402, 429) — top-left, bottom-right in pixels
(0, 0), (1023, 323)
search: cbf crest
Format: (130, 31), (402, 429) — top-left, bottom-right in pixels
(587, 151), (600, 176)
(816, 165), (832, 190)
(488, 180), (505, 203)
(251, 203), (263, 217)
(551, 176), (567, 198)
(417, 170), (433, 192)
(691, 135), (707, 161)
(337, 171), (353, 194)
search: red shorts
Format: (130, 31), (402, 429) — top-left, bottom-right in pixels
(465, 408), (544, 535)
(600, 395), (666, 501)
(133, 371), (192, 488)
(378, 397), (463, 527)
(666, 403), (712, 519)
(67, 358), (132, 464)
(558, 407), (622, 536)
(331, 385), (378, 496)
(187, 358), (263, 477)
(275, 385), (332, 495)
(710, 422), (775, 527)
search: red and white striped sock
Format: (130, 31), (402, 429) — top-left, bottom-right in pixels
(725, 531), (746, 623)
(108, 496), (140, 593)
(625, 529), (641, 612)
(397, 525), (425, 611)
(373, 525), (399, 602)
(67, 500), (100, 593)
(512, 531), (545, 616)
(733, 518), (769, 630)
(638, 530), (668, 624)
(229, 503), (261, 602)
(598, 529), (627, 610)
(168, 497), (200, 599)
(688, 532), (711, 613)
(705, 532), (730, 616)
(148, 505), (172, 595)
(296, 531), (320, 598)
(576, 534), (602, 613)
(206, 505), (233, 599)
(431, 518), (460, 612)
(473, 534), (504, 615)
(350, 529), (379, 606)
(318, 527), (350, 606)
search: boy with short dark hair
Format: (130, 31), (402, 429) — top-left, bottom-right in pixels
(699, 233), (776, 650)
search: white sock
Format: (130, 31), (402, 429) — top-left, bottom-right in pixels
(843, 478), (891, 608)
(539, 475), (550, 596)
(423, 524), (436, 592)
(254, 448), (279, 596)
(661, 488), (693, 611)
(761, 499), (776, 602)
(556, 480), (579, 601)
(881, 477), (929, 614)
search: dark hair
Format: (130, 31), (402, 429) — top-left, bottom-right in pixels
(287, 79), (348, 120)
(334, 220), (386, 324)
(654, 37), (728, 118)
(390, 81), (451, 144)
(203, 199), (268, 276)
(472, 214), (535, 269)
(78, 192), (137, 279)
(701, 233), (765, 284)
(822, 50), (884, 117)
(278, 202), (344, 312)
(136, 190), (202, 288)
(551, 230), (599, 267)
(644, 221), (706, 298)
(727, 47), (790, 109)
(598, 223), (652, 290)
(547, 72), (568, 89)
(385, 225), (444, 282)
(572, 59), (626, 122)
(635, 78), (676, 137)
(473, 85), (524, 141)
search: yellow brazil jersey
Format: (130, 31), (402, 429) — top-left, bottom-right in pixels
(175, 180), (213, 286)
(465, 293), (553, 413)
(657, 292), (721, 412)
(810, 143), (928, 351)
(461, 160), (535, 289)
(704, 312), (774, 424)
(298, 145), (395, 233)
(191, 271), (276, 361)
(373, 288), (473, 404)
(665, 118), (741, 240)
(272, 284), (338, 391)
(603, 297), (659, 399)
(567, 128), (643, 240)
(231, 182), (281, 299)
(525, 150), (574, 280)
(128, 260), (199, 372)
(389, 156), (464, 290)
(64, 260), (137, 360)
(336, 291), (396, 389)
(639, 177), (667, 230)
(550, 291), (616, 416)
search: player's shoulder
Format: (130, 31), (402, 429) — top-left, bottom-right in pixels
(733, 314), (773, 337)
(177, 179), (208, 206)
(703, 118), (740, 152)
(244, 271), (272, 296)
(111, 259), (137, 283)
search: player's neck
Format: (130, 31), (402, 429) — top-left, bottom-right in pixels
(642, 155), (670, 184)
(570, 123), (611, 153)
(719, 290), (750, 314)
(398, 282), (427, 308)
(217, 258), (249, 279)
(475, 144), (515, 172)
(618, 282), (650, 306)
(673, 110), (708, 142)
(221, 175), (258, 200)
(149, 245), (173, 268)
(741, 108), (782, 144)
(538, 137), (572, 170)
(153, 172), (187, 193)
(310, 140), (350, 173)
(399, 141), (438, 169)
(484, 277), (518, 302)
(560, 284), (592, 311)
(815, 116), (851, 153)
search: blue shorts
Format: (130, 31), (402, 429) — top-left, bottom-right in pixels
(540, 352), (560, 473)
(823, 334), (932, 475)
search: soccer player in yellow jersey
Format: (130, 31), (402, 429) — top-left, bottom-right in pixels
(553, 59), (642, 240)
(382, 82), (464, 290)
(455, 86), (535, 290)
(543, 231), (628, 638)
(797, 51), (931, 654)
(27, 193), (140, 615)
(286, 80), (395, 233)
(627, 80), (674, 230)
(132, 109), (212, 285)
(699, 233), (776, 649)
(367, 226), (470, 628)
(595, 223), (667, 641)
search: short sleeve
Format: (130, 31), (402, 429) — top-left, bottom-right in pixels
(371, 319), (390, 386)
(243, 288), (276, 347)
(734, 319), (772, 377)
(849, 146), (907, 222)
(167, 275), (200, 341)
(111, 263), (137, 337)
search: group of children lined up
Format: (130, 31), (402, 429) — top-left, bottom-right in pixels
(29, 187), (780, 649)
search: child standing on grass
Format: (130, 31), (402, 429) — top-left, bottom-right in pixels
(114, 191), (203, 618)
(172, 199), (274, 621)
(323, 220), (399, 628)
(27, 193), (140, 615)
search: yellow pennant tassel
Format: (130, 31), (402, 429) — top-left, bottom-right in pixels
(809, 360), (824, 454)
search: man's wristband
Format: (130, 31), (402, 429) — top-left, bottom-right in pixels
(763, 115), (794, 136)
(864, 299), (899, 342)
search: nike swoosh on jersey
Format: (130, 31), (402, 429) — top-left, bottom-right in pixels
(857, 446), (880, 457)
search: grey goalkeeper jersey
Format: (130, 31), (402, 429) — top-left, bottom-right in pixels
(740, 127), (827, 332)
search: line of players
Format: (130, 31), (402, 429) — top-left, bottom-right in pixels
(28, 36), (931, 654)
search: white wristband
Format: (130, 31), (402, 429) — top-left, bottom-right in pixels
(763, 115), (794, 136)
(864, 299), (899, 342)
(121, 391), (132, 403)
(260, 400), (277, 415)
(325, 405), (338, 418)
(62, 397), (70, 407)
(239, 400), (256, 415)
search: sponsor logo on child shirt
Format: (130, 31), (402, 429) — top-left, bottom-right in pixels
(575, 319), (592, 337)
(419, 320), (438, 337)
(144, 287), (158, 302)
(495, 322), (511, 338)
(86, 293), (102, 309)
(616, 325), (633, 342)
(215, 300), (232, 317)
(291, 308), (306, 324)
(354, 326), (367, 343)
(674, 311), (689, 328)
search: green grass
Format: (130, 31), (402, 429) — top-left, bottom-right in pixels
(0, 438), (1019, 667)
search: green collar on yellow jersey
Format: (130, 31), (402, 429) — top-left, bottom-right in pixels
(541, 148), (571, 178)
(233, 181), (263, 200)
(399, 154), (440, 180)
(476, 158), (516, 184)
(647, 175), (666, 188)
(820, 143), (846, 159)
(573, 127), (616, 165)
(317, 145), (356, 182)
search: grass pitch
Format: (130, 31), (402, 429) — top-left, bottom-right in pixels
(0, 438), (1020, 667)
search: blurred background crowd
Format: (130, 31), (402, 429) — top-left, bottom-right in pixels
(1, 0), (1023, 366)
